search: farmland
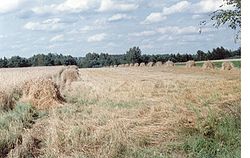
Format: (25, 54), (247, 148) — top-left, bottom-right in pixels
(0, 64), (240, 157)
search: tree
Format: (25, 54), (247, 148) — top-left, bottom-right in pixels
(125, 47), (141, 64)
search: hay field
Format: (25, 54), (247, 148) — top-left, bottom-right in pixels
(0, 66), (240, 157)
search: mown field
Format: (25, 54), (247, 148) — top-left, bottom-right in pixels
(0, 64), (240, 157)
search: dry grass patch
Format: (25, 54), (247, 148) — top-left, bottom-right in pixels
(221, 61), (234, 70)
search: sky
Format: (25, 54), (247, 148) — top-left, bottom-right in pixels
(0, 0), (240, 58)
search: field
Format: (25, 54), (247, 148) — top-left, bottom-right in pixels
(0, 65), (240, 157)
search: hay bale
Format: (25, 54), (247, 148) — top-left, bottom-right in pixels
(139, 62), (145, 67)
(68, 65), (79, 70)
(155, 61), (162, 67)
(147, 62), (154, 67)
(221, 61), (234, 70)
(114, 65), (118, 67)
(60, 67), (80, 90)
(186, 60), (196, 68)
(129, 63), (134, 67)
(202, 60), (215, 69)
(0, 90), (15, 111)
(118, 64), (125, 67)
(21, 78), (64, 109)
(134, 63), (139, 67)
(165, 60), (175, 67)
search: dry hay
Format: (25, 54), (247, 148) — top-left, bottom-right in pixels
(147, 62), (154, 67)
(68, 65), (79, 70)
(202, 60), (215, 69)
(139, 62), (145, 67)
(129, 63), (134, 67)
(124, 64), (129, 67)
(60, 67), (80, 90)
(114, 65), (118, 68)
(185, 60), (196, 68)
(21, 78), (64, 109)
(155, 61), (162, 67)
(0, 90), (15, 111)
(134, 63), (139, 67)
(165, 60), (175, 67)
(221, 61), (234, 70)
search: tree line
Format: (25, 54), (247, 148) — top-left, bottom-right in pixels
(0, 46), (240, 68)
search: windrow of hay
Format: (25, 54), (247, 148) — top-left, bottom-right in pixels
(139, 62), (145, 67)
(21, 78), (64, 110)
(155, 61), (162, 67)
(221, 61), (234, 70)
(185, 60), (196, 68)
(165, 60), (175, 67)
(147, 62), (154, 67)
(202, 60), (215, 69)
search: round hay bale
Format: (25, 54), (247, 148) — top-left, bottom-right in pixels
(202, 60), (215, 69)
(147, 62), (154, 67)
(186, 60), (196, 68)
(129, 63), (134, 67)
(165, 60), (175, 67)
(124, 64), (129, 67)
(221, 61), (234, 70)
(134, 63), (139, 67)
(155, 61), (162, 67)
(0, 90), (15, 111)
(139, 62), (145, 67)
(21, 78), (64, 109)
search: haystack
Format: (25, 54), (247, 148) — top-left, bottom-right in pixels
(147, 62), (154, 67)
(68, 65), (79, 70)
(129, 63), (134, 67)
(139, 62), (145, 67)
(202, 60), (215, 69)
(114, 65), (118, 67)
(60, 67), (80, 90)
(124, 64), (129, 67)
(155, 61), (162, 67)
(221, 61), (234, 70)
(186, 60), (196, 68)
(165, 60), (175, 67)
(21, 78), (64, 109)
(0, 90), (15, 111)
(118, 64), (125, 67)
(134, 63), (139, 67)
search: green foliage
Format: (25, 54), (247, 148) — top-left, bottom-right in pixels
(125, 46), (142, 64)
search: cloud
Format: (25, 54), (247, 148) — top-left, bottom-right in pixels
(192, 0), (225, 13)
(0, 0), (26, 14)
(142, 1), (190, 24)
(24, 18), (64, 31)
(50, 34), (64, 42)
(157, 26), (198, 35)
(87, 33), (106, 42)
(130, 31), (156, 37)
(98, 0), (138, 12)
(108, 13), (132, 22)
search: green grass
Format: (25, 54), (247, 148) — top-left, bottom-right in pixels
(0, 104), (42, 157)
(180, 112), (241, 158)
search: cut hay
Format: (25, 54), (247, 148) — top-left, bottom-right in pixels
(155, 61), (162, 67)
(139, 62), (145, 67)
(68, 65), (79, 70)
(202, 60), (215, 69)
(221, 61), (234, 70)
(0, 90), (15, 111)
(118, 64), (125, 67)
(129, 63), (134, 67)
(165, 60), (175, 67)
(185, 60), (196, 68)
(114, 65), (118, 68)
(21, 78), (64, 109)
(60, 67), (80, 90)
(147, 62), (154, 67)
(134, 63), (139, 67)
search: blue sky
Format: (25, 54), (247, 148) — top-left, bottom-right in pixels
(0, 0), (240, 58)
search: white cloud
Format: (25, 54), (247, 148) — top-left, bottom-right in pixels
(98, 0), (138, 12)
(142, 12), (166, 24)
(130, 31), (156, 37)
(24, 18), (64, 31)
(142, 1), (189, 24)
(0, 0), (26, 14)
(192, 0), (224, 13)
(50, 34), (64, 42)
(157, 26), (198, 34)
(163, 1), (190, 15)
(87, 33), (106, 42)
(108, 13), (132, 22)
